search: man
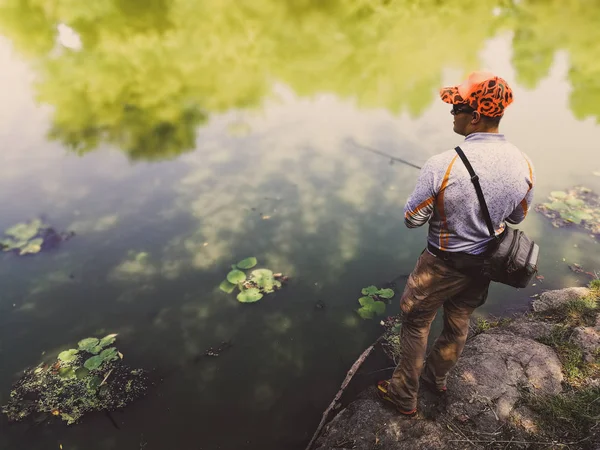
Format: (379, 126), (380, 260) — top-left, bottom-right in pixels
(377, 71), (535, 415)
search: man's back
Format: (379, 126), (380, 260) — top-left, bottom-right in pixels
(405, 132), (535, 254)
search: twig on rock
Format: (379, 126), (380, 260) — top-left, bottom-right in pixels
(305, 336), (383, 450)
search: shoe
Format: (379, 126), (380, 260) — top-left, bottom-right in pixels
(376, 380), (417, 416)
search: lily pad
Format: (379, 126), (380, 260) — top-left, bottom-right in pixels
(99, 347), (119, 363)
(250, 269), (277, 292)
(357, 307), (376, 319)
(78, 338), (100, 353)
(359, 296), (374, 307)
(86, 375), (102, 391)
(75, 367), (90, 379)
(18, 238), (43, 255)
(361, 285), (379, 295)
(566, 197), (585, 208)
(219, 280), (236, 294)
(237, 288), (263, 303)
(5, 219), (43, 241)
(550, 191), (568, 200)
(236, 257), (257, 269)
(227, 270), (246, 284)
(84, 355), (104, 371)
(371, 301), (386, 315)
(58, 367), (76, 379)
(98, 334), (118, 348)
(58, 349), (79, 363)
(536, 187), (600, 239)
(545, 201), (568, 212)
(356, 296), (386, 319)
(0, 238), (26, 252)
(563, 210), (593, 225)
(376, 288), (395, 299)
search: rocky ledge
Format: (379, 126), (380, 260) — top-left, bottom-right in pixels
(313, 285), (600, 450)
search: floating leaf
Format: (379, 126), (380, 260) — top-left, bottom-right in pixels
(75, 367), (90, 379)
(356, 296), (386, 319)
(98, 334), (118, 348)
(236, 257), (257, 269)
(361, 285), (379, 295)
(84, 355), (104, 370)
(250, 269), (276, 292)
(227, 270), (246, 284)
(219, 280), (236, 294)
(58, 349), (79, 363)
(0, 238), (25, 251)
(237, 288), (263, 303)
(231, 264), (238, 269)
(19, 238), (43, 255)
(372, 301), (386, 315)
(4, 219), (43, 241)
(545, 201), (568, 212)
(376, 288), (395, 299)
(87, 375), (102, 391)
(58, 367), (76, 379)
(563, 210), (593, 225)
(358, 296), (374, 307)
(357, 307), (376, 319)
(99, 347), (119, 362)
(78, 338), (100, 353)
(565, 197), (585, 207)
(550, 191), (568, 200)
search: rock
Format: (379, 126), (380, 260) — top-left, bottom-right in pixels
(572, 326), (600, 363)
(313, 388), (452, 450)
(532, 287), (590, 312)
(314, 332), (564, 449)
(446, 332), (562, 433)
(488, 317), (554, 340)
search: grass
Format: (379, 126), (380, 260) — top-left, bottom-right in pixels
(537, 325), (597, 382)
(537, 288), (598, 328)
(472, 316), (512, 335)
(520, 280), (600, 443)
(521, 386), (600, 443)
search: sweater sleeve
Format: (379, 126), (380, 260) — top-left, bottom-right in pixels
(506, 155), (536, 225)
(404, 159), (436, 228)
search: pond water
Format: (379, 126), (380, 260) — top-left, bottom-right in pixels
(1, 1), (600, 449)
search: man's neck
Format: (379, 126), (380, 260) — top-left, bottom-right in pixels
(465, 128), (499, 136)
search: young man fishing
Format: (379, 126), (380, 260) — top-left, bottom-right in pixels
(377, 71), (535, 416)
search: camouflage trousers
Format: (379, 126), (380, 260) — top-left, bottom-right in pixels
(388, 249), (490, 411)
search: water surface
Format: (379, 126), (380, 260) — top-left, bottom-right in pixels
(1, 1), (600, 449)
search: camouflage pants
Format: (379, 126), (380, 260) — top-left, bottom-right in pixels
(388, 249), (490, 411)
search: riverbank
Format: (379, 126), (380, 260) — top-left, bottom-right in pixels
(312, 283), (600, 450)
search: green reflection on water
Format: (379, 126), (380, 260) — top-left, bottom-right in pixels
(0, 0), (599, 161)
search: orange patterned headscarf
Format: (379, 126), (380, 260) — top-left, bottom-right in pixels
(440, 71), (513, 118)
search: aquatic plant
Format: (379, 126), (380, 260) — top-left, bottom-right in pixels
(1, 334), (148, 425)
(237, 288), (263, 303)
(0, 219), (74, 256)
(356, 285), (395, 319)
(236, 257), (257, 270)
(535, 187), (600, 238)
(218, 257), (287, 303)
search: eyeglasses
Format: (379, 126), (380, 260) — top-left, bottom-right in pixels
(451, 105), (474, 116)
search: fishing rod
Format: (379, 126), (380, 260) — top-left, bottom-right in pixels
(346, 138), (423, 170)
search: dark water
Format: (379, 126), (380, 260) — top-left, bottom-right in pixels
(1, 1), (600, 449)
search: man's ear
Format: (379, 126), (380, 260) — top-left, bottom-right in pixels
(471, 111), (481, 124)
